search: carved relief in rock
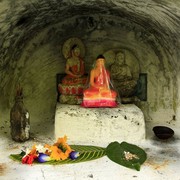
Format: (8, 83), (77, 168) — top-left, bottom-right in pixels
(104, 49), (140, 103)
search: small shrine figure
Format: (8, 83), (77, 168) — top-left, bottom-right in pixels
(81, 55), (118, 107)
(110, 51), (138, 102)
(58, 38), (87, 104)
(10, 85), (30, 142)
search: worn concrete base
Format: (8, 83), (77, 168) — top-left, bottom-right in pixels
(1, 112), (180, 180)
(54, 103), (145, 145)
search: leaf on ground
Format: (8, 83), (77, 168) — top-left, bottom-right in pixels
(10, 145), (106, 165)
(106, 141), (147, 171)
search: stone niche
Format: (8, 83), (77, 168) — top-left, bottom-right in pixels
(0, 7), (179, 133)
(55, 104), (145, 146)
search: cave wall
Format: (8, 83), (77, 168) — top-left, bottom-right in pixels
(0, 0), (180, 130)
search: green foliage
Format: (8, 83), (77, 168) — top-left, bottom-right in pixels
(106, 141), (147, 171)
(10, 154), (23, 162)
(10, 142), (147, 171)
(10, 145), (106, 165)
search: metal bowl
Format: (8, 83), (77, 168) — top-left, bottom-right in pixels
(153, 126), (174, 140)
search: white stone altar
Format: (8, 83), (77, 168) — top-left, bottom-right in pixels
(54, 103), (145, 146)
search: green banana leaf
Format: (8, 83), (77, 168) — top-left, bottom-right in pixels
(10, 145), (106, 165)
(10, 142), (147, 171)
(106, 141), (147, 171)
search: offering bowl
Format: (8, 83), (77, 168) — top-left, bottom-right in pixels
(153, 126), (174, 140)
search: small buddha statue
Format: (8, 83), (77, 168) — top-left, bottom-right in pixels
(110, 51), (137, 99)
(61, 44), (87, 85)
(58, 43), (87, 104)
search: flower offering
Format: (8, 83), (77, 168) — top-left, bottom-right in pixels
(21, 136), (79, 165)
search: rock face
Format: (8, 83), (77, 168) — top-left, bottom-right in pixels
(55, 103), (145, 145)
(0, 0), (180, 127)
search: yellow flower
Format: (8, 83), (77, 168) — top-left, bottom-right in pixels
(44, 136), (72, 161)
(29, 145), (37, 155)
(54, 136), (72, 153)
(49, 146), (63, 160)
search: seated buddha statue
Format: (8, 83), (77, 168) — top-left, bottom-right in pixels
(110, 51), (137, 99)
(58, 44), (87, 104)
(61, 44), (87, 85)
(82, 55), (118, 107)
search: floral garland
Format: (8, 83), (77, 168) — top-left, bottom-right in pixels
(22, 136), (79, 165)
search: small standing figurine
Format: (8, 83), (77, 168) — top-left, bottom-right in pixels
(82, 55), (118, 107)
(10, 85), (30, 142)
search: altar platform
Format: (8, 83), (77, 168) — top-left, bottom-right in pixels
(1, 108), (180, 180)
(54, 103), (145, 145)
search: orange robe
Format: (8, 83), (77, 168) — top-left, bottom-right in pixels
(83, 69), (117, 99)
(62, 58), (87, 85)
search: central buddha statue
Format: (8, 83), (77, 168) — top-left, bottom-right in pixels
(81, 55), (118, 107)
(58, 38), (87, 104)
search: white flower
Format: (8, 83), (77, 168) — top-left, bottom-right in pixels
(35, 144), (49, 154)
(22, 148), (31, 158)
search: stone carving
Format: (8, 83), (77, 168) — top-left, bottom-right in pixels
(104, 49), (140, 103)
(58, 38), (87, 104)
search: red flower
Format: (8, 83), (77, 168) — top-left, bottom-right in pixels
(22, 154), (37, 165)
(71, 87), (76, 95)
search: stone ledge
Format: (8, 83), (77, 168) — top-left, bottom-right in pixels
(54, 103), (145, 146)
